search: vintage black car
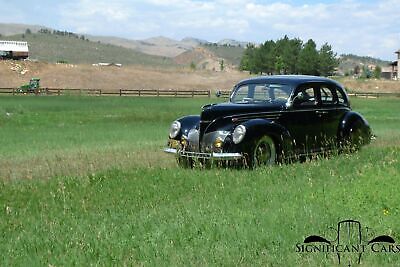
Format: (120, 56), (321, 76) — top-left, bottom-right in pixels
(164, 75), (372, 168)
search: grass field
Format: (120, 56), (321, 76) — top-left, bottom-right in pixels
(0, 95), (399, 266)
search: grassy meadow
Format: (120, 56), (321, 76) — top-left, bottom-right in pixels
(0, 95), (399, 266)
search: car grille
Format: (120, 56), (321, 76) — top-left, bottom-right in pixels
(186, 128), (200, 152)
(199, 120), (211, 147)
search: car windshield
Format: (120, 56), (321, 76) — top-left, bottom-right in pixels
(230, 83), (293, 104)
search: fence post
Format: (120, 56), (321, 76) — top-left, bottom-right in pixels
(12, 88), (15, 95)
(119, 89), (122, 96)
(208, 90), (211, 98)
(192, 90), (194, 98)
(139, 89), (141, 97)
(58, 89), (61, 96)
(175, 89), (177, 97)
(157, 89), (159, 97)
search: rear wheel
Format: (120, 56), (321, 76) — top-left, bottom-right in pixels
(342, 121), (370, 152)
(347, 128), (363, 152)
(248, 135), (276, 168)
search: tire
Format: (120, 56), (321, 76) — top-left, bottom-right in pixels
(347, 128), (363, 152)
(342, 122), (367, 152)
(248, 135), (276, 168)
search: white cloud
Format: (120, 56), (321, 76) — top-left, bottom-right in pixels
(50, 0), (400, 59)
(64, 0), (131, 21)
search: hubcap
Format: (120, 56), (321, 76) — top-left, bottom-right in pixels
(255, 143), (272, 165)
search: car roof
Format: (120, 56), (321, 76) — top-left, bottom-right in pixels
(236, 75), (342, 88)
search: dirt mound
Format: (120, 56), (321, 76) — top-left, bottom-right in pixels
(174, 47), (236, 72)
(0, 60), (248, 91)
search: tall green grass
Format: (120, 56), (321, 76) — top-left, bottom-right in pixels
(0, 96), (399, 266)
(0, 96), (214, 179)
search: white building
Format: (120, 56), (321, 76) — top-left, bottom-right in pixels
(0, 40), (29, 59)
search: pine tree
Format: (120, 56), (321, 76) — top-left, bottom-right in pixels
(318, 43), (338, 76)
(297, 39), (319, 75)
(239, 37), (337, 76)
(373, 66), (382, 79)
(259, 40), (276, 74)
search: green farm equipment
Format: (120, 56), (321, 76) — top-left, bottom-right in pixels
(19, 78), (41, 94)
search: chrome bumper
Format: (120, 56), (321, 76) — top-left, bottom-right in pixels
(164, 148), (243, 160)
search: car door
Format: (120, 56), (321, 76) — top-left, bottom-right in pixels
(318, 84), (350, 150)
(283, 83), (325, 154)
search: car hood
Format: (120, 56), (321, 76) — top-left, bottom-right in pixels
(201, 101), (285, 122)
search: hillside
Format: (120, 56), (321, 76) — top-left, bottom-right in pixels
(6, 33), (177, 67)
(86, 35), (198, 58)
(0, 23), (46, 36)
(338, 54), (391, 74)
(0, 23), (246, 60)
(202, 44), (245, 66)
(1, 23), (392, 73)
(2, 31), (245, 69)
(0, 60), (248, 90)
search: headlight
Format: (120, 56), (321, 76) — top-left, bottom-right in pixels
(232, 125), (246, 144)
(214, 137), (224, 148)
(169, 121), (181, 138)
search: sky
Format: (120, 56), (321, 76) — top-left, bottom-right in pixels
(1, 0), (399, 60)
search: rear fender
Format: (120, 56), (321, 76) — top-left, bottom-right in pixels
(338, 111), (372, 145)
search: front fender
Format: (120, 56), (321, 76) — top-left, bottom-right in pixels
(238, 118), (294, 160)
(175, 115), (200, 139)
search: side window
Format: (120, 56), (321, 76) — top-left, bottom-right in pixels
(335, 87), (347, 105)
(272, 87), (291, 100)
(320, 86), (336, 105)
(232, 85), (249, 102)
(293, 86), (317, 107)
(253, 85), (267, 101)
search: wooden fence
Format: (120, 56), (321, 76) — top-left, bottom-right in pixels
(347, 92), (400, 98)
(0, 87), (399, 98)
(0, 88), (211, 98)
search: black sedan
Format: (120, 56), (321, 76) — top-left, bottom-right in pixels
(164, 75), (372, 168)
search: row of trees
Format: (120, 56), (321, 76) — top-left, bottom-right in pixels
(36, 28), (87, 41)
(349, 65), (382, 79)
(203, 42), (244, 48)
(240, 36), (338, 76)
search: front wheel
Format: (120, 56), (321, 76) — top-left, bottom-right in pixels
(247, 135), (276, 168)
(176, 156), (194, 168)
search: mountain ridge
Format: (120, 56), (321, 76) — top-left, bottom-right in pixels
(0, 23), (245, 58)
(0, 23), (392, 72)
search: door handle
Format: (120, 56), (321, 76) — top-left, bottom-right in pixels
(315, 110), (328, 115)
